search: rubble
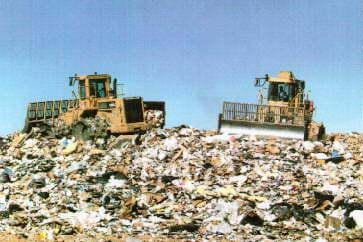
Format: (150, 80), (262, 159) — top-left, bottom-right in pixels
(145, 110), (165, 128)
(349, 210), (363, 228)
(0, 127), (362, 240)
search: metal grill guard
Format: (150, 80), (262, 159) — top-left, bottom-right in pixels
(219, 102), (309, 139)
(221, 102), (306, 126)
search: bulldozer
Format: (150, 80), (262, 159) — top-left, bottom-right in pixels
(218, 71), (325, 140)
(23, 73), (165, 140)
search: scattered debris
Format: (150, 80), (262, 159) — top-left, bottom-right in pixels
(0, 127), (361, 240)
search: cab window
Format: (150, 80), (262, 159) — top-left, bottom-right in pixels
(89, 79), (106, 98)
(268, 83), (296, 102)
(79, 80), (86, 99)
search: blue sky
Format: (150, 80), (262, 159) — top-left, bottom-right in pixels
(0, 0), (362, 135)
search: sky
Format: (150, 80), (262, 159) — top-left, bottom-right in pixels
(0, 0), (362, 135)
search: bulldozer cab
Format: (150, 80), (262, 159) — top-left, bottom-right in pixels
(268, 82), (296, 102)
(70, 73), (118, 99)
(265, 71), (305, 107)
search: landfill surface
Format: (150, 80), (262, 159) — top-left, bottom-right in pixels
(0, 124), (362, 241)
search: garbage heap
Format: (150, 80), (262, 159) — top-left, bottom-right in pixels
(145, 110), (165, 128)
(0, 127), (362, 241)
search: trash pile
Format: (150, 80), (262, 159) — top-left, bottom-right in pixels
(0, 127), (362, 241)
(145, 110), (165, 128)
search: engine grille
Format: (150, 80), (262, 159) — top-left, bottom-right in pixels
(124, 98), (144, 123)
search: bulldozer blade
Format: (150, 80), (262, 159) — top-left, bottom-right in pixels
(219, 120), (305, 140)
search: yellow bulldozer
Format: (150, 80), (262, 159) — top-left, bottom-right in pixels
(23, 73), (165, 140)
(218, 71), (325, 140)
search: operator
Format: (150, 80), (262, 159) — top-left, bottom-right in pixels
(279, 86), (288, 101)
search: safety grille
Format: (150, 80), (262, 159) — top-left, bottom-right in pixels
(124, 98), (144, 123)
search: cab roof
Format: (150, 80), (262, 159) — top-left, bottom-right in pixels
(269, 71), (296, 84)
